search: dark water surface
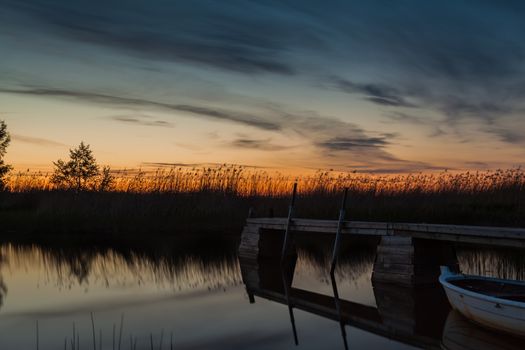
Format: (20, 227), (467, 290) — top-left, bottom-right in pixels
(0, 238), (523, 349)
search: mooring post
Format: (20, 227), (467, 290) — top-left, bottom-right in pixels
(281, 182), (298, 263)
(330, 188), (348, 274)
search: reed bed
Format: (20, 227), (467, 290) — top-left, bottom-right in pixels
(5, 166), (525, 196)
(2, 167), (525, 237)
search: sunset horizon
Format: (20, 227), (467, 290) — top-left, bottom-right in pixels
(3, 1), (525, 174)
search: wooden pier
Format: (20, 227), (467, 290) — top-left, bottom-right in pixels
(239, 217), (525, 285)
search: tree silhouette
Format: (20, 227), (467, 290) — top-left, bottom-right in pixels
(0, 120), (12, 190)
(52, 141), (100, 191)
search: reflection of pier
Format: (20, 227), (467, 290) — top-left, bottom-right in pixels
(241, 258), (449, 349)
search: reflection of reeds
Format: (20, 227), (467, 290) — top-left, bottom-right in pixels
(0, 243), (243, 292)
(295, 247), (376, 284)
(457, 246), (525, 280)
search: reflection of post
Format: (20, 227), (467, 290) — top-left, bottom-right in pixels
(240, 246), (299, 347)
(330, 272), (349, 350)
(281, 266), (299, 346)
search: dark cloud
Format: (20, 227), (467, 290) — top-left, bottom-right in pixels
(383, 112), (431, 125)
(12, 134), (67, 147)
(110, 115), (173, 128)
(0, 87), (280, 131)
(230, 138), (290, 151)
(487, 127), (525, 144)
(1, 0), (321, 75)
(4, 0), (525, 150)
(316, 136), (390, 151)
(0, 84), (439, 171)
(329, 78), (416, 108)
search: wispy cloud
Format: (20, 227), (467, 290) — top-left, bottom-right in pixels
(230, 138), (291, 151)
(109, 114), (173, 128)
(1, 84), (433, 171)
(12, 134), (67, 147)
(2, 1), (303, 76)
(0, 87), (280, 131)
(383, 112), (431, 125)
(486, 127), (525, 144)
(316, 135), (391, 151)
(141, 162), (267, 169)
(328, 77), (416, 108)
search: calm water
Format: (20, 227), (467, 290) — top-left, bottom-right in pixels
(0, 239), (523, 349)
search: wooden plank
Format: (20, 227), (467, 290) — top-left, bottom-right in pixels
(376, 245), (414, 255)
(374, 263), (414, 274)
(371, 271), (413, 285)
(379, 236), (413, 245)
(243, 217), (525, 246)
(400, 230), (525, 248)
(376, 254), (415, 264)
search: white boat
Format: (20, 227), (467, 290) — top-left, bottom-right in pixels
(439, 266), (525, 338)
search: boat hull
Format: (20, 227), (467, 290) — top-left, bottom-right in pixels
(439, 267), (525, 338)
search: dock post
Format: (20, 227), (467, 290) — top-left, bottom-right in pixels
(281, 183), (298, 263)
(330, 188), (348, 274)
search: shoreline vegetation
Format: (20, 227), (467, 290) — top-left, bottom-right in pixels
(2, 167), (525, 239)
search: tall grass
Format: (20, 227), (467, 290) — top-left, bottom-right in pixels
(2, 166), (525, 237)
(6, 166), (525, 196)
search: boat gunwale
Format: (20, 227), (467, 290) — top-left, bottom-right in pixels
(439, 270), (525, 310)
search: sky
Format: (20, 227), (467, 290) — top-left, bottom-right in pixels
(2, 0), (525, 173)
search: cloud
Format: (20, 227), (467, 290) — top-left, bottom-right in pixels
(383, 112), (431, 125)
(0, 87), (280, 131)
(316, 136), (390, 151)
(1, 0), (306, 75)
(141, 162), (268, 169)
(0, 83), (442, 172)
(109, 114), (173, 128)
(230, 138), (290, 151)
(11, 134), (67, 147)
(486, 127), (525, 144)
(329, 77), (416, 108)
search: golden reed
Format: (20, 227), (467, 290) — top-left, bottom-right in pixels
(5, 166), (525, 197)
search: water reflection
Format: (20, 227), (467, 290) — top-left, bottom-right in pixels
(240, 245), (525, 350)
(0, 239), (241, 298)
(0, 240), (523, 349)
(241, 255), (449, 349)
(457, 246), (525, 281)
(0, 251), (6, 310)
(441, 311), (524, 350)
